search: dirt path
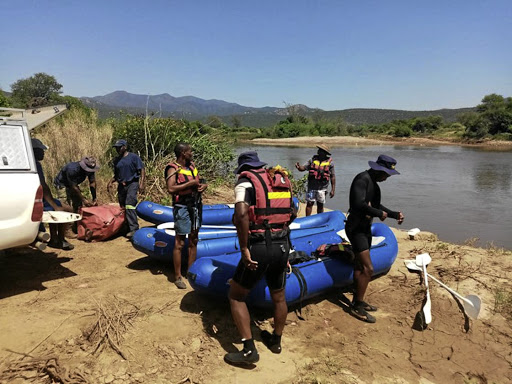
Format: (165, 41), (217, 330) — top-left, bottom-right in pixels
(1, 203), (511, 383)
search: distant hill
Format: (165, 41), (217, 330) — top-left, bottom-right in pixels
(80, 91), (474, 127)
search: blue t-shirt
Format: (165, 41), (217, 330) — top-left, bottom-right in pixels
(54, 161), (95, 188)
(113, 152), (144, 183)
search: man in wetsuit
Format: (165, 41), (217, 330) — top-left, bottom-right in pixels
(165, 142), (207, 289)
(346, 154), (404, 323)
(107, 139), (145, 239)
(224, 151), (296, 366)
(295, 144), (336, 216)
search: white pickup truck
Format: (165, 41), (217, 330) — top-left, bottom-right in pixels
(0, 112), (43, 250)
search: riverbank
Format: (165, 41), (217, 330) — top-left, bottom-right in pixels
(251, 135), (512, 150)
(0, 200), (510, 383)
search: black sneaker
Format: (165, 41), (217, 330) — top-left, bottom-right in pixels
(261, 330), (281, 354)
(224, 349), (259, 365)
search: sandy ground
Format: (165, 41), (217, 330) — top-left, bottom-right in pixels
(251, 136), (512, 150)
(1, 198), (511, 384)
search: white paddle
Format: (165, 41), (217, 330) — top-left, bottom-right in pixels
(404, 256), (481, 319)
(416, 253), (432, 324)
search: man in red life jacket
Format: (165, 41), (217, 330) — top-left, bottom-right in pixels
(165, 143), (208, 289)
(224, 151), (297, 366)
(295, 144), (336, 216)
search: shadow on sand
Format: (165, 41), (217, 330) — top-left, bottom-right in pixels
(0, 247), (76, 299)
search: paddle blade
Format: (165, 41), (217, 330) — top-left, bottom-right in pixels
(416, 253), (432, 267)
(463, 295), (481, 319)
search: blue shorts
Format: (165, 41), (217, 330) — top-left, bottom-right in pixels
(173, 205), (202, 235)
(43, 198), (62, 211)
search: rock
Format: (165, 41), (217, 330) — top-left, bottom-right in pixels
(104, 374), (115, 383)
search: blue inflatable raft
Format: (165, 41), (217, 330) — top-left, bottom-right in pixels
(136, 201), (235, 225)
(187, 222), (398, 308)
(132, 210), (346, 262)
(136, 198), (301, 226)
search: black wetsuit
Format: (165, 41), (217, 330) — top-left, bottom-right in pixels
(346, 170), (399, 253)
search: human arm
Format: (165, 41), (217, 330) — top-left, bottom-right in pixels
(379, 204), (404, 224)
(233, 202), (258, 270)
(89, 179), (97, 205)
(139, 167), (146, 194)
(166, 168), (199, 194)
(329, 174), (336, 198)
(107, 176), (116, 194)
(295, 162), (307, 172)
(351, 178), (383, 218)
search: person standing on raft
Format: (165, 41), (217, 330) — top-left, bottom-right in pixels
(346, 154), (404, 323)
(295, 144), (336, 216)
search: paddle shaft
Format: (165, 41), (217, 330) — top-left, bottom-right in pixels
(425, 273), (474, 306)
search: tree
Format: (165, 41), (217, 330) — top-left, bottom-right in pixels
(231, 115), (242, 129)
(207, 115), (223, 129)
(11, 73), (63, 107)
(476, 94), (512, 135)
(0, 88), (11, 108)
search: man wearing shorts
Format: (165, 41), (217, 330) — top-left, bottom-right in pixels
(345, 154), (404, 323)
(295, 144), (336, 216)
(165, 142), (207, 289)
(224, 151), (296, 366)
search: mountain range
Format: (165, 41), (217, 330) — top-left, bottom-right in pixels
(81, 91), (474, 127)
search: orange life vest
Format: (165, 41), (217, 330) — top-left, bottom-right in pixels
(239, 168), (293, 235)
(165, 161), (199, 205)
(309, 156), (332, 181)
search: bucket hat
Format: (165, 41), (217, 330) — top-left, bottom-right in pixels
(31, 138), (48, 151)
(369, 154), (399, 176)
(79, 156), (100, 172)
(316, 144), (331, 155)
(234, 151), (267, 174)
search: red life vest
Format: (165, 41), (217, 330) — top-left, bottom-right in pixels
(309, 156), (332, 181)
(165, 161), (199, 205)
(239, 168), (293, 235)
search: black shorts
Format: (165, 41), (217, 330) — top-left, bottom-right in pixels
(346, 227), (372, 254)
(232, 238), (290, 291)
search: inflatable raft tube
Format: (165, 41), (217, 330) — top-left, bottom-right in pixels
(136, 198), (301, 226)
(132, 210), (346, 262)
(187, 222), (398, 308)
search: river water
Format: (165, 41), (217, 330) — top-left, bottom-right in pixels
(236, 144), (512, 250)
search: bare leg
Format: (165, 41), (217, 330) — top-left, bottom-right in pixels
(354, 250), (374, 302)
(187, 229), (199, 270)
(305, 201), (314, 216)
(228, 281), (251, 340)
(173, 234), (186, 280)
(317, 202), (324, 214)
(270, 288), (287, 336)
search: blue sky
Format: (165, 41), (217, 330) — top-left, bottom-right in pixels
(1, 0), (511, 110)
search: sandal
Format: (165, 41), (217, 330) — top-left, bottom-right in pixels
(358, 300), (378, 312)
(350, 304), (376, 323)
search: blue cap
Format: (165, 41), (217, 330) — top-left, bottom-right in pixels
(113, 139), (127, 147)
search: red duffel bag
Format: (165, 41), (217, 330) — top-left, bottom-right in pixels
(77, 205), (126, 242)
